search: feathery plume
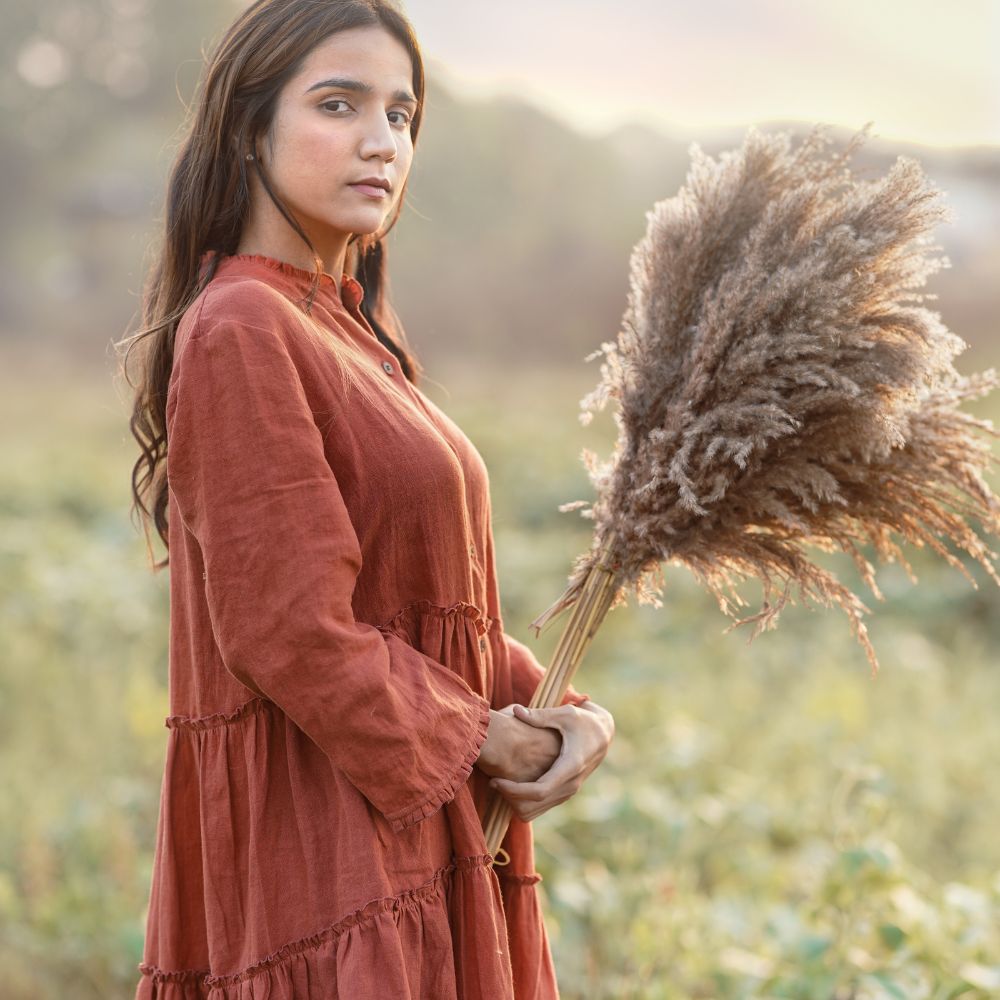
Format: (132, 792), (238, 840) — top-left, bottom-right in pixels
(484, 122), (999, 863)
(535, 122), (999, 675)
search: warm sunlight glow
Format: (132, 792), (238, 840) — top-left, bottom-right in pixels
(405, 0), (999, 148)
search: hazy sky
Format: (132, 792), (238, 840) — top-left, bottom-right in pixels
(400, 0), (999, 148)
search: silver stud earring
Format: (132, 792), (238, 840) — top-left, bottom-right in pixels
(246, 152), (255, 161)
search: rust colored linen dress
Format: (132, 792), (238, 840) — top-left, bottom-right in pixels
(134, 253), (591, 999)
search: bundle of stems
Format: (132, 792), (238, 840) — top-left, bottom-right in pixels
(483, 121), (1000, 864)
(483, 535), (620, 861)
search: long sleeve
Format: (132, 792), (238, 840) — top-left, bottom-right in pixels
(503, 633), (591, 710)
(165, 312), (491, 834)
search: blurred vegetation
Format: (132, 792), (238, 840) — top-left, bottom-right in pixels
(1, 357), (998, 998)
(3, 0), (1000, 997)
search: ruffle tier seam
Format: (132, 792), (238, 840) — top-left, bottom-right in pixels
(165, 695), (266, 731)
(136, 962), (210, 984)
(494, 870), (544, 885)
(165, 599), (502, 730)
(374, 597), (500, 638)
(137, 852), (497, 990)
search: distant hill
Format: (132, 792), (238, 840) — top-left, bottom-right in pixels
(389, 96), (1000, 370)
(1, 16), (996, 374)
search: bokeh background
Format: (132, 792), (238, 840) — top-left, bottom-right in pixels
(2, 1), (999, 997)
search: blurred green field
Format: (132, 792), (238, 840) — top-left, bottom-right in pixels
(1, 354), (999, 999)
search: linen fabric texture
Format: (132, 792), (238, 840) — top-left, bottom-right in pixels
(135, 253), (590, 1000)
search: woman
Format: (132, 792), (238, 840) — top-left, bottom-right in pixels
(119, 1), (615, 997)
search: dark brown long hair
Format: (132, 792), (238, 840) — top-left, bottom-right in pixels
(115, 0), (426, 571)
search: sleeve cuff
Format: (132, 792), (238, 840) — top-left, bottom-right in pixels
(383, 693), (492, 833)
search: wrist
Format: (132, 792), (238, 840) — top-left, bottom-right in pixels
(476, 709), (504, 775)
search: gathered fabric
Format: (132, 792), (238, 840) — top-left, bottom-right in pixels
(134, 253), (590, 999)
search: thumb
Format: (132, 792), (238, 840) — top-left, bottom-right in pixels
(513, 704), (543, 726)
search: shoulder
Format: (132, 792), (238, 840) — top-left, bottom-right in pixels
(201, 274), (300, 324)
(183, 275), (301, 335)
(166, 283), (317, 436)
(169, 273), (366, 414)
(170, 276), (313, 394)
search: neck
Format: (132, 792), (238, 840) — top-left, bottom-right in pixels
(236, 221), (349, 286)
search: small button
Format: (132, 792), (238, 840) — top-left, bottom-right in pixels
(469, 542), (476, 557)
(479, 637), (487, 652)
(382, 360), (394, 374)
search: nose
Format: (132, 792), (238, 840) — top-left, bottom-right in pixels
(359, 109), (398, 163)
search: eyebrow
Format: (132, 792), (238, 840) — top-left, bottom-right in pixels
(304, 76), (418, 106)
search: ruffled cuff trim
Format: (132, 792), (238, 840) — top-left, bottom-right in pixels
(383, 694), (492, 834)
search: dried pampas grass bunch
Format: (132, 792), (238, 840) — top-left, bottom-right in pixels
(539, 121), (1000, 673)
(483, 121), (1000, 861)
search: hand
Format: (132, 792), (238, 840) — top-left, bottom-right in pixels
(476, 705), (562, 783)
(488, 700), (614, 823)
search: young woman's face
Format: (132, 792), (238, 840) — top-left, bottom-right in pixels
(257, 24), (417, 246)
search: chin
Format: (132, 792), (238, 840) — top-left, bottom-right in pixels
(331, 208), (389, 236)
(350, 218), (388, 236)
(295, 204), (387, 242)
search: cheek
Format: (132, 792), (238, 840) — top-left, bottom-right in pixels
(393, 143), (415, 188)
(274, 117), (350, 182)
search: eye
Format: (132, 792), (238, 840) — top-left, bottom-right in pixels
(320, 99), (411, 127)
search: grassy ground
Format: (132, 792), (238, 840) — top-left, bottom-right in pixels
(1, 353), (998, 999)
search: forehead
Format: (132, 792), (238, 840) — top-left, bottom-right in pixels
(293, 24), (414, 89)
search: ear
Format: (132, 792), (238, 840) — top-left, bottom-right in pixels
(232, 129), (262, 164)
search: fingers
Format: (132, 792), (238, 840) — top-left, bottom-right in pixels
(511, 704), (575, 729)
(488, 705), (592, 820)
(491, 776), (575, 823)
(490, 747), (583, 812)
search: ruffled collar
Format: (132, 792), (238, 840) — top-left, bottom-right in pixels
(200, 251), (366, 312)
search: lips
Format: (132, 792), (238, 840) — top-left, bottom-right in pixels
(349, 182), (389, 199)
